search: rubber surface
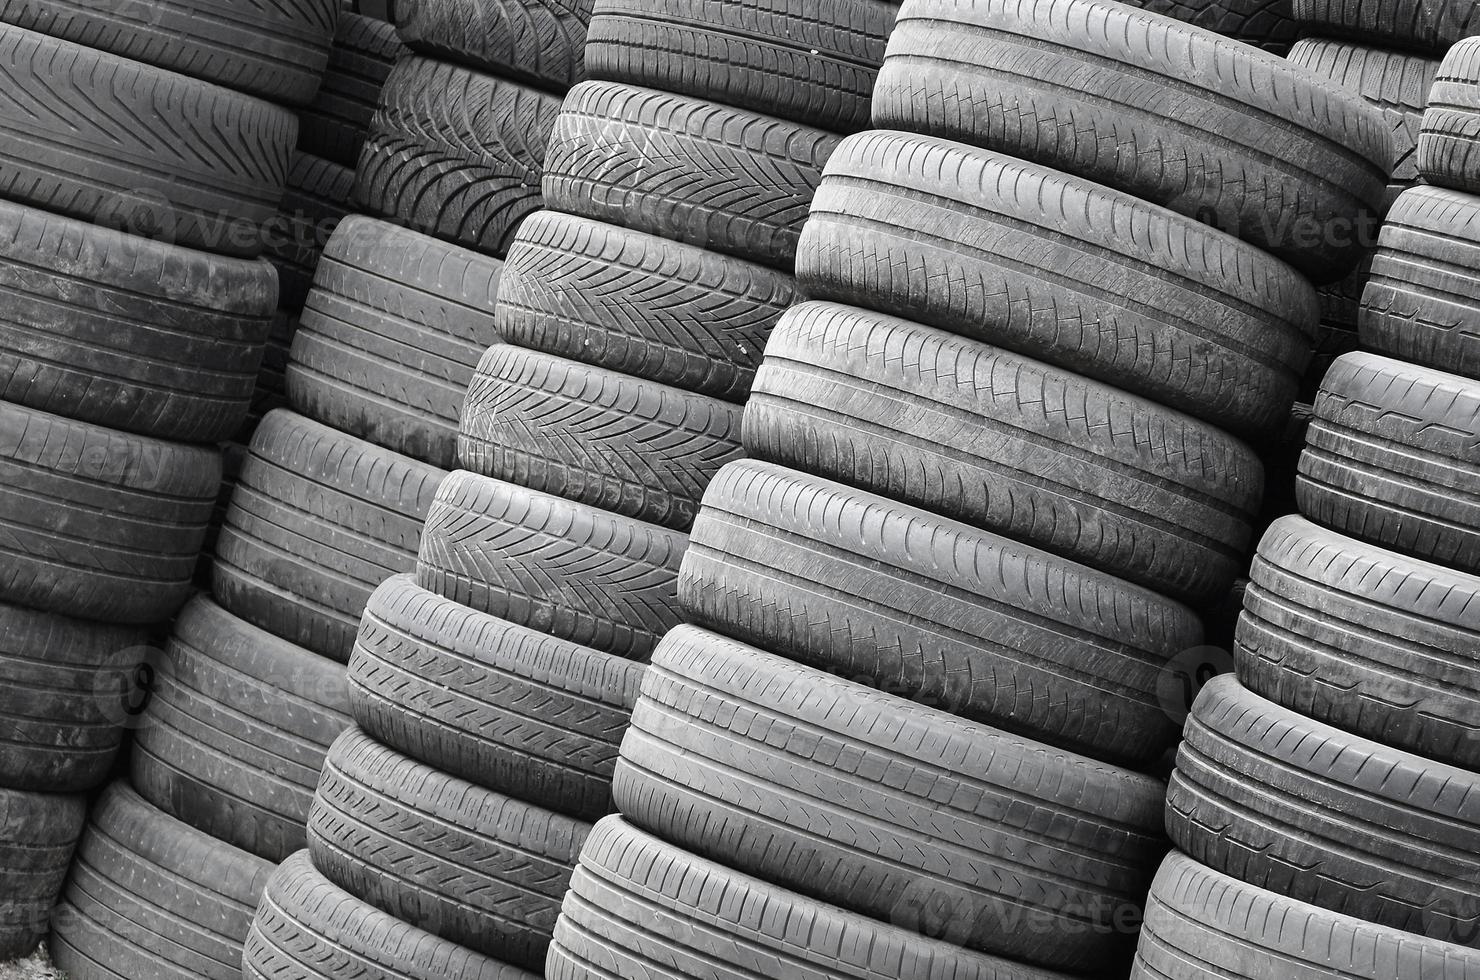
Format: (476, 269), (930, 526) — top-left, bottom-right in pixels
(1420, 38), (1480, 193)
(1113, 0), (1296, 52)
(299, 13), (404, 167)
(1292, 0), (1480, 53)
(0, 787), (85, 961)
(394, 0), (591, 91)
(264, 153), (356, 313)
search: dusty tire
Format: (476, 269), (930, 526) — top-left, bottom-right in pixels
(50, 783), (274, 980)
(349, 575), (643, 821)
(872, 0), (1393, 281)
(459, 346), (745, 530)
(1114, 0), (1297, 52)
(1237, 515), (1480, 770)
(298, 13), (404, 167)
(213, 410), (447, 661)
(0, 199), (276, 442)
(1297, 352), (1480, 572)
(1292, 0), (1480, 53)
(130, 597), (352, 863)
(264, 153), (355, 312)
(0, 788), (85, 961)
(394, 0), (591, 90)
(797, 132), (1317, 436)
(1420, 38), (1480, 194)
(496, 212), (794, 401)
(287, 215), (502, 468)
(354, 56), (560, 257)
(584, 0), (897, 132)
(1167, 675), (1480, 945)
(615, 625), (1166, 970)
(681, 460), (1203, 764)
(542, 81), (841, 269)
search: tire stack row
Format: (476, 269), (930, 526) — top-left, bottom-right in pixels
(1136, 8), (1480, 979)
(0, 0), (345, 965)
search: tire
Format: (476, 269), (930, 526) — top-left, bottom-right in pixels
(130, 597), (352, 863)
(1292, 0), (1480, 53)
(417, 472), (688, 660)
(354, 56), (560, 257)
(497, 212), (795, 402)
(614, 625), (1166, 970)
(213, 410), (447, 661)
(744, 302), (1263, 603)
(394, 0), (590, 91)
(459, 346), (745, 530)
(1133, 852), (1480, 980)
(0, 26), (295, 257)
(0, 787), (85, 961)
(1361, 186), (1480, 380)
(0, 402), (221, 624)
(264, 153), (356, 313)
(797, 132), (1317, 436)
(548, 817), (1075, 980)
(0, 198), (276, 443)
(1297, 352), (1480, 573)
(0, 0), (338, 105)
(681, 460), (1203, 764)
(1112, 0), (1297, 52)
(0, 600), (149, 793)
(242, 312), (300, 439)
(349, 575), (643, 821)
(872, 0), (1393, 282)
(308, 728), (588, 970)
(244, 851), (538, 980)
(1236, 515), (1480, 770)
(543, 81), (841, 270)
(1167, 675), (1480, 944)
(1420, 38), (1480, 194)
(298, 14), (404, 167)
(584, 0), (896, 132)
(50, 783), (275, 980)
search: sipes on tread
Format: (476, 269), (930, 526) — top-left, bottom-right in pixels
(1112, 0), (1297, 52)
(263, 153), (355, 313)
(393, 0), (591, 91)
(0, 786), (85, 961)
(298, 13), (405, 167)
(1292, 0), (1480, 53)
(1420, 38), (1480, 194)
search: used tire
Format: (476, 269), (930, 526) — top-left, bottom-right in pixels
(298, 13), (404, 167)
(131, 597), (352, 863)
(213, 410), (447, 661)
(0, 198), (276, 442)
(681, 460), (1203, 764)
(1114, 0), (1297, 52)
(460, 346), (745, 530)
(0, 787), (85, 961)
(1420, 38), (1480, 194)
(615, 625), (1167, 970)
(355, 56), (561, 257)
(394, 0), (591, 91)
(872, 0), (1394, 281)
(1292, 0), (1480, 53)
(417, 472), (688, 660)
(287, 215), (502, 469)
(264, 153), (355, 312)
(543, 81), (841, 270)
(1298, 352), (1480, 573)
(1237, 515), (1480, 770)
(584, 0), (897, 132)
(350, 575), (643, 822)
(1167, 675), (1480, 945)
(496, 211), (795, 401)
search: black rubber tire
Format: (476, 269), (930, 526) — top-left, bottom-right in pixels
(1133, 852), (1480, 980)
(1167, 675), (1480, 945)
(393, 0), (590, 91)
(872, 0), (1394, 282)
(264, 153), (356, 313)
(0, 25), (296, 257)
(797, 132), (1317, 437)
(1236, 515), (1480, 770)
(50, 783), (275, 980)
(0, 198), (276, 443)
(496, 211), (795, 402)
(0, 402), (220, 624)
(130, 597), (352, 863)
(417, 471), (688, 660)
(681, 460), (1203, 764)
(615, 625), (1166, 970)
(548, 816), (1075, 980)
(459, 346), (745, 531)
(0, 599), (149, 794)
(354, 56), (561, 257)
(1292, 0), (1480, 53)
(1113, 0), (1297, 52)
(0, 787), (85, 961)
(244, 851), (539, 980)
(298, 13), (404, 167)
(584, 0), (897, 132)
(349, 575), (643, 822)
(0, 0), (338, 105)
(213, 410), (447, 661)
(543, 81), (841, 270)
(1297, 352), (1480, 573)
(1360, 186), (1480, 380)
(1420, 38), (1480, 194)
(286, 216), (502, 469)
(308, 727), (587, 970)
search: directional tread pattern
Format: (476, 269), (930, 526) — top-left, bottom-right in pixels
(298, 13), (405, 167)
(393, 0), (591, 90)
(0, 787), (84, 961)
(1113, 0), (1297, 52)
(1420, 38), (1480, 194)
(1293, 0), (1480, 53)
